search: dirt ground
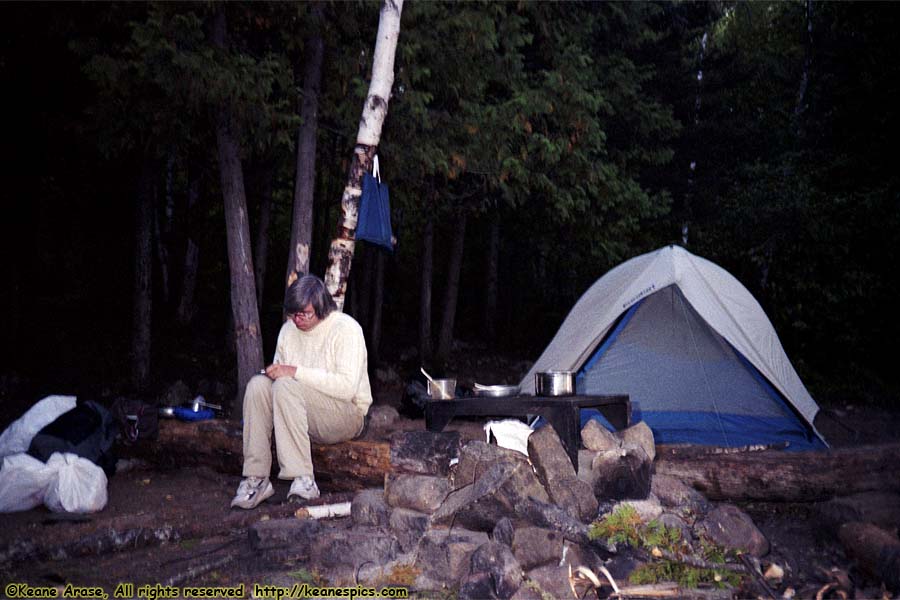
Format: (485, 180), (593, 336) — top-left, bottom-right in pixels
(2, 357), (899, 599)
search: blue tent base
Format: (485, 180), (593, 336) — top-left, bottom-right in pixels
(579, 407), (825, 451)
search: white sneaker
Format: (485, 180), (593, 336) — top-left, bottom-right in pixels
(288, 476), (320, 501)
(230, 476), (274, 509)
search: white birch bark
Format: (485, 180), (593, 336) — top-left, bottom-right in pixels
(325, 0), (403, 311)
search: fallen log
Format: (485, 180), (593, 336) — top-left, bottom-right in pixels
(119, 418), (393, 490)
(655, 442), (900, 502)
(838, 522), (900, 592)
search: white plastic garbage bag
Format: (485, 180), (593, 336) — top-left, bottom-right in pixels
(44, 453), (108, 513)
(0, 453), (57, 512)
(484, 419), (534, 456)
(0, 395), (77, 459)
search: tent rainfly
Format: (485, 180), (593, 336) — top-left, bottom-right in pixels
(520, 245), (827, 450)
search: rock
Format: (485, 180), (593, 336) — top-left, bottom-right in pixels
(657, 512), (693, 544)
(522, 564), (576, 600)
(459, 541), (524, 599)
(589, 444), (652, 500)
(309, 526), (402, 579)
(414, 528), (491, 591)
(511, 527), (564, 570)
(248, 518), (321, 554)
(509, 583), (544, 600)
(528, 424), (577, 480)
(366, 404), (399, 431)
(452, 440), (530, 489)
(615, 421), (656, 461)
(576, 449), (596, 483)
(492, 517), (515, 547)
(389, 508), (430, 553)
(351, 488), (392, 528)
(390, 430), (461, 476)
(610, 494), (663, 523)
(384, 473), (451, 514)
(527, 425), (599, 523)
(581, 419), (620, 452)
(432, 461), (550, 531)
(650, 474), (711, 522)
(694, 503), (769, 557)
(513, 497), (593, 547)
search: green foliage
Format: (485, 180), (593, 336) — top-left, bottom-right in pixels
(589, 505), (742, 590)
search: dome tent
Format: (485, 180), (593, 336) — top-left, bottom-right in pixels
(520, 245), (827, 450)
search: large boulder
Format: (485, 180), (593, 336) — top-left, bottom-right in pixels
(384, 473), (451, 514)
(452, 440), (530, 490)
(581, 419), (621, 452)
(587, 444), (652, 500)
(309, 526), (402, 581)
(351, 488), (392, 528)
(458, 541), (524, 599)
(615, 421), (656, 462)
(527, 425), (599, 523)
(390, 430), (461, 476)
(432, 461), (550, 531)
(389, 508), (430, 553)
(414, 529), (491, 591)
(694, 503), (770, 557)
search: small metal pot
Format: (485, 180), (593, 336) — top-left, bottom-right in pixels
(535, 370), (575, 396)
(427, 378), (457, 400)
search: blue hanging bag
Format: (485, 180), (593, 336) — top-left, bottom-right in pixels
(356, 155), (394, 251)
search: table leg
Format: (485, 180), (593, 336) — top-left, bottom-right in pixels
(425, 404), (454, 432)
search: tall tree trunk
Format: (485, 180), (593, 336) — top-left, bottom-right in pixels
(419, 209), (434, 361)
(436, 212), (467, 364)
(793, 0), (813, 135)
(132, 159), (154, 391)
(369, 248), (386, 365)
(254, 164), (274, 309)
(212, 9), (265, 414)
(325, 0), (403, 310)
(286, 5), (325, 286)
(176, 171), (200, 326)
(483, 213), (499, 344)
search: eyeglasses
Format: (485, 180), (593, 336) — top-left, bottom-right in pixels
(290, 310), (317, 321)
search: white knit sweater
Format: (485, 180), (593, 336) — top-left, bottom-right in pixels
(273, 312), (373, 416)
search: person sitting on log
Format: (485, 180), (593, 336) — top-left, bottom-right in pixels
(231, 274), (372, 509)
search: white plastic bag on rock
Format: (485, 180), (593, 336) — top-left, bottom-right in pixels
(44, 452), (108, 513)
(0, 395), (77, 459)
(0, 453), (57, 512)
(484, 419), (534, 456)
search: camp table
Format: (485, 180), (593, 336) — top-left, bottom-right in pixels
(424, 394), (631, 468)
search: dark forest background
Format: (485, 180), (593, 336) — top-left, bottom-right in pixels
(2, 1), (899, 421)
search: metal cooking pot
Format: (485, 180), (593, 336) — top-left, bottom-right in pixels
(427, 378), (457, 400)
(535, 370), (575, 396)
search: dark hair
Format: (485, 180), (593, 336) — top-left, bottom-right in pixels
(284, 274), (337, 318)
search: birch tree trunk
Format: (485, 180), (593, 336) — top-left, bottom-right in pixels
(212, 10), (265, 414)
(131, 159), (154, 391)
(436, 212), (467, 364)
(419, 209), (434, 361)
(324, 0), (403, 311)
(286, 5), (324, 286)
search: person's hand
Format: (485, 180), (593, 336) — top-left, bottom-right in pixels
(263, 364), (297, 379)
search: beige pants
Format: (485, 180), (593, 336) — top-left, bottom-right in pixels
(242, 374), (364, 480)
